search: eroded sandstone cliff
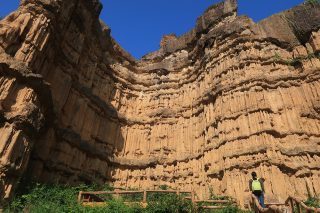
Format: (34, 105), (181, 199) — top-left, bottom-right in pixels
(0, 0), (320, 207)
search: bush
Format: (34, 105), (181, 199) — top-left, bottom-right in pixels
(5, 184), (79, 212)
(3, 183), (116, 213)
(145, 193), (194, 213)
(101, 199), (143, 213)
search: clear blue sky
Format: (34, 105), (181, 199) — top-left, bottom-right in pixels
(0, 0), (303, 59)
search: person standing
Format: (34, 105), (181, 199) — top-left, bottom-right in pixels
(249, 171), (266, 208)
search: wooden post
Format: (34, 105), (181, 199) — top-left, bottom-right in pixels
(143, 190), (147, 203)
(289, 198), (294, 213)
(252, 195), (258, 213)
(247, 201), (252, 211)
(115, 192), (120, 199)
(296, 201), (302, 213)
(78, 191), (83, 203)
(191, 191), (195, 204)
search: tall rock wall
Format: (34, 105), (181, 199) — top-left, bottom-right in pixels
(0, 0), (320, 206)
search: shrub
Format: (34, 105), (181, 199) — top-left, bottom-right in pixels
(145, 193), (194, 213)
(3, 183), (115, 213)
(4, 184), (81, 213)
(102, 199), (143, 213)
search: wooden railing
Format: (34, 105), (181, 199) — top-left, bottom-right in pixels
(78, 189), (194, 208)
(251, 194), (271, 212)
(285, 196), (320, 213)
(78, 190), (236, 209)
(79, 191), (320, 212)
(251, 194), (320, 213)
(194, 199), (236, 210)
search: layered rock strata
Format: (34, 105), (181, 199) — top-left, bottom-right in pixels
(0, 0), (320, 206)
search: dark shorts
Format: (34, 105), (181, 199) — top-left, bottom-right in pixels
(253, 190), (263, 196)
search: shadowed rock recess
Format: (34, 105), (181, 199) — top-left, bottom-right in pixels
(0, 0), (320, 207)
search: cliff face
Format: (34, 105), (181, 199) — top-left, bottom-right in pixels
(1, 0), (320, 206)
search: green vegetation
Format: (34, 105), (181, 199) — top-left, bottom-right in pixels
(3, 183), (119, 213)
(146, 193), (194, 213)
(304, 196), (320, 208)
(272, 52), (282, 62)
(272, 52), (320, 67)
(4, 183), (251, 213)
(158, 185), (169, 190)
(198, 205), (253, 213)
(272, 52), (302, 67)
(305, 0), (320, 5)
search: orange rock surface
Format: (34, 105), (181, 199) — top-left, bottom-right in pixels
(0, 0), (320, 206)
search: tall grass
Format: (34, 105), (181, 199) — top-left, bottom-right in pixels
(4, 183), (252, 213)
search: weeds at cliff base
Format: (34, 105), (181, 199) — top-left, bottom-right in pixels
(4, 183), (252, 213)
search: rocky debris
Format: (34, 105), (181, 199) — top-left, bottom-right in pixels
(0, 0), (320, 207)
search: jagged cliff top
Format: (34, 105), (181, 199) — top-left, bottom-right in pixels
(82, 0), (319, 62)
(7, 0), (320, 64)
(142, 0), (320, 61)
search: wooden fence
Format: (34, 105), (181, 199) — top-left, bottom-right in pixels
(286, 196), (320, 213)
(251, 194), (320, 213)
(78, 190), (235, 209)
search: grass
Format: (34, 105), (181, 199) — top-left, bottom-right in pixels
(4, 183), (252, 213)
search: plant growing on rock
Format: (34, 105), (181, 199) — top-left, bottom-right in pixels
(305, 0), (320, 4)
(272, 52), (282, 62)
(305, 196), (320, 208)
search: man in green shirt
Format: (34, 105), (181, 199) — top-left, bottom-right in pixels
(249, 171), (266, 208)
